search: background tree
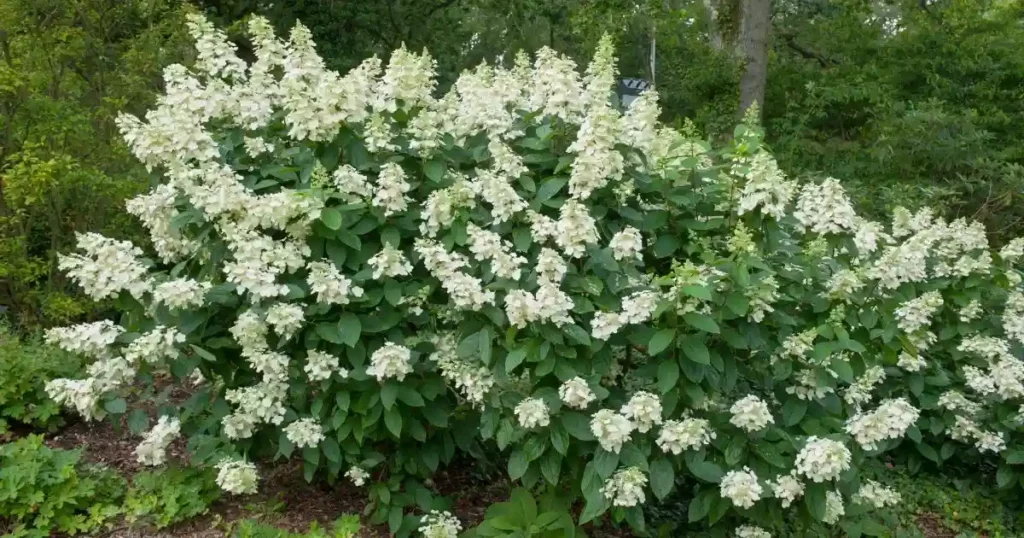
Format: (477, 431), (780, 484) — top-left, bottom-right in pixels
(0, 0), (193, 328)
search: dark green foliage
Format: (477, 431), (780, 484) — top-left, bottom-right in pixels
(0, 326), (83, 433)
(0, 435), (124, 537)
(125, 466), (222, 529)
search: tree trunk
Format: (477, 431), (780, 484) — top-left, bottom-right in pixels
(736, 0), (772, 119)
(703, 0), (727, 52)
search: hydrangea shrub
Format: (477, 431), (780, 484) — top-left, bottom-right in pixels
(44, 13), (1024, 537)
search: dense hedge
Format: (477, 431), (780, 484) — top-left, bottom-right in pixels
(43, 15), (1024, 538)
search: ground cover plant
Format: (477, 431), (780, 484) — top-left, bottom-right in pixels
(40, 13), (1024, 538)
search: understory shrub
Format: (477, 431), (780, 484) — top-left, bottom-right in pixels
(0, 326), (83, 434)
(233, 515), (361, 538)
(42, 13), (1024, 538)
(125, 466), (222, 529)
(0, 435), (124, 537)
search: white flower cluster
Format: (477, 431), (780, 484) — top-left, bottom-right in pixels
(609, 226), (643, 261)
(591, 409), (635, 453)
(794, 437), (851, 483)
(58, 232), (151, 300)
(558, 377), (596, 409)
(844, 366), (886, 407)
(418, 511), (462, 538)
(620, 391), (662, 433)
(895, 291), (944, 334)
(123, 326), (185, 365)
(283, 418), (325, 448)
(734, 152), (797, 221)
(466, 223), (526, 280)
(736, 526), (772, 538)
(514, 397), (550, 429)
(770, 473), (805, 508)
(368, 243), (413, 279)
(853, 479), (901, 508)
(656, 417), (715, 454)
(729, 395), (773, 432)
(346, 466), (369, 486)
(216, 458), (259, 494)
(45, 320), (123, 359)
(793, 178), (857, 235)
(306, 261), (362, 304)
(134, 415), (181, 466)
(415, 238), (495, 311)
(304, 350), (347, 382)
(897, 352), (927, 372)
(720, 467), (763, 509)
(846, 398), (920, 450)
(429, 334), (494, 406)
(152, 278), (210, 309)
(367, 342), (413, 382)
(591, 290), (660, 340)
(601, 466), (648, 507)
(266, 302), (305, 339)
(824, 490), (845, 524)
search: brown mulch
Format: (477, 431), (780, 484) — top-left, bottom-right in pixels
(38, 416), (546, 537)
(915, 513), (959, 538)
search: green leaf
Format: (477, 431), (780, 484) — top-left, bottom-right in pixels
(653, 235), (680, 258)
(562, 412), (595, 441)
(681, 285), (712, 301)
(683, 313), (720, 333)
(339, 313), (361, 347)
(916, 442), (940, 463)
(509, 450), (529, 480)
(320, 207), (343, 230)
(650, 458), (675, 500)
(997, 465), (1016, 489)
(384, 407), (403, 437)
(561, 323), (591, 347)
(685, 459), (723, 483)
(806, 487), (827, 521)
(381, 383), (398, 409)
(681, 335), (710, 364)
(478, 327), (493, 365)
(127, 409), (149, 433)
(578, 496), (609, 524)
(594, 449), (620, 478)
(190, 344), (217, 362)
(1006, 450), (1024, 465)
(104, 397), (127, 415)
(540, 452), (561, 485)
(505, 348), (527, 373)
(657, 360), (680, 394)
(688, 490), (713, 522)
(423, 159), (445, 183)
(550, 425), (570, 456)
(782, 397), (807, 427)
(335, 392), (351, 413)
(648, 329), (676, 355)
(316, 323), (344, 344)
(322, 438), (341, 463)
(397, 391), (425, 407)
(535, 177), (568, 202)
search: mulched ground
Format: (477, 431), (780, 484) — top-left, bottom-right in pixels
(42, 415), (514, 537)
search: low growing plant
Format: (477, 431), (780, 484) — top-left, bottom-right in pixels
(0, 435), (124, 537)
(233, 515), (361, 538)
(125, 466), (222, 529)
(0, 325), (83, 434)
(41, 12), (1024, 538)
(464, 487), (585, 537)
